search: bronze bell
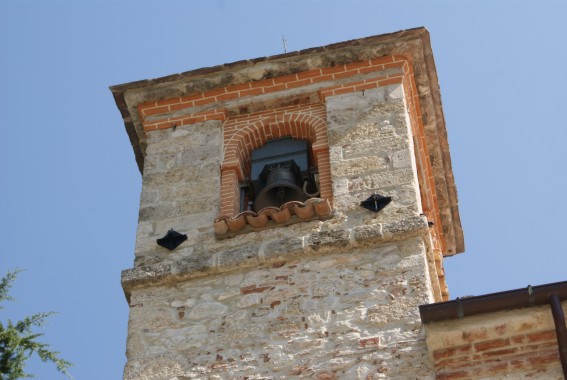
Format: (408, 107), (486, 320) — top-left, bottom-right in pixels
(253, 165), (308, 211)
(250, 137), (313, 212)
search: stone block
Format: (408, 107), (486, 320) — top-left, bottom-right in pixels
(139, 188), (159, 205)
(262, 237), (304, 261)
(392, 149), (412, 168)
(304, 229), (352, 254)
(123, 355), (187, 380)
(216, 244), (261, 270)
(121, 261), (173, 291)
(172, 253), (215, 276)
(381, 216), (428, 241)
(353, 223), (383, 245)
(142, 162), (220, 191)
(348, 168), (416, 192)
(340, 134), (407, 160)
(332, 155), (389, 177)
(329, 145), (343, 163)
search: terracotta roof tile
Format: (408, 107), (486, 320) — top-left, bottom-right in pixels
(214, 198), (332, 238)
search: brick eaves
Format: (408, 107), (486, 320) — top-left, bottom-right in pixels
(420, 280), (567, 323)
(421, 283), (567, 379)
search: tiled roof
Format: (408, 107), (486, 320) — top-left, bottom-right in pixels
(214, 198), (332, 237)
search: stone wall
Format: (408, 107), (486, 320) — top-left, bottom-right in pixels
(121, 83), (441, 379)
(125, 237), (435, 380)
(131, 84), (426, 267)
(135, 118), (223, 265)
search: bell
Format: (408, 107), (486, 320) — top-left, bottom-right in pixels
(253, 166), (308, 211)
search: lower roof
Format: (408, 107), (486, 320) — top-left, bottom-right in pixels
(420, 280), (567, 323)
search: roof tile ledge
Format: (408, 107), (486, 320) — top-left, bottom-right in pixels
(214, 198), (332, 238)
(121, 215), (430, 300)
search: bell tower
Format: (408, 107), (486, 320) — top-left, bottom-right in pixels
(111, 27), (463, 379)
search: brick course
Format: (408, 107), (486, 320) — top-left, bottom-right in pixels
(425, 303), (566, 379)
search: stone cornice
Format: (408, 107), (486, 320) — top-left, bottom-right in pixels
(121, 215), (430, 301)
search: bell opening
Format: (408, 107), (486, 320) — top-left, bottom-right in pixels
(244, 137), (319, 213)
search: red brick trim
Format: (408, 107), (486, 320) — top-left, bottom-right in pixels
(318, 74), (403, 99)
(142, 108), (227, 131)
(219, 104), (330, 218)
(397, 57), (447, 300)
(137, 55), (404, 132)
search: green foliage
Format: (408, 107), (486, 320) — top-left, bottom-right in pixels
(0, 270), (72, 379)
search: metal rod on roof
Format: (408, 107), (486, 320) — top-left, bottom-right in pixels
(282, 34), (287, 53)
(549, 294), (567, 378)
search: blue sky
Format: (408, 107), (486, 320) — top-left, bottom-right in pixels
(1, 1), (566, 378)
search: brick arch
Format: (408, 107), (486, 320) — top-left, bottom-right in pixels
(219, 109), (332, 217)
